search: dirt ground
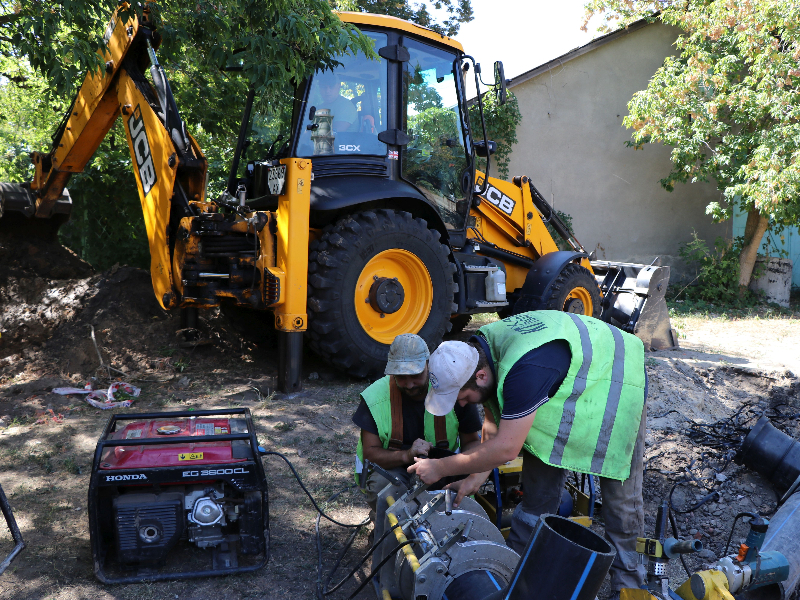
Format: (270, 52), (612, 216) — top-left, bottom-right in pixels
(1, 235), (799, 600)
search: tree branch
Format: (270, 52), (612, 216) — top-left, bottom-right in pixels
(0, 12), (22, 27)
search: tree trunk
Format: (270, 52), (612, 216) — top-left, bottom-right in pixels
(738, 208), (769, 290)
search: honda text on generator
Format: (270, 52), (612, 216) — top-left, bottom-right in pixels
(0, 6), (677, 392)
(88, 409), (268, 582)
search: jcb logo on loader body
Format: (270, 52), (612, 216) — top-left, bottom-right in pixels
(127, 105), (158, 197)
(475, 178), (516, 216)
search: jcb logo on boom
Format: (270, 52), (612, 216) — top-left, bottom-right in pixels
(127, 105), (158, 197)
(483, 184), (515, 216)
(475, 178), (516, 216)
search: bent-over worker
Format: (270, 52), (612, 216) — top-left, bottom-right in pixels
(407, 311), (647, 594)
(353, 333), (482, 521)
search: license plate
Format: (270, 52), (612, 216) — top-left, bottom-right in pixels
(267, 165), (287, 196)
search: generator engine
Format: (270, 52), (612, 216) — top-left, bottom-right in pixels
(89, 409), (269, 583)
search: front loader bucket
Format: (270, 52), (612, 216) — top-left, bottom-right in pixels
(591, 259), (678, 351)
(0, 182), (71, 239)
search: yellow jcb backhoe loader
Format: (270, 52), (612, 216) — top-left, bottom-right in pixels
(0, 7), (677, 392)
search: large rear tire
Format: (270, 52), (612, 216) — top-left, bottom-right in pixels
(307, 209), (456, 378)
(542, 264), (602, 318)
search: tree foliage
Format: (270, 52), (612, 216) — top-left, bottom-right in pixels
(1, 1), (374, 97)
(0, 0), (473, 269)
(584, 0), (800, 288)
(336, 0), (473, 37)
(0, 57), (60, 182)
(469, 90), (522, 179)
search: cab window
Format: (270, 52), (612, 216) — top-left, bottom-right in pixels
(296, 32), (388, 157)
(402, 39), (470, 230)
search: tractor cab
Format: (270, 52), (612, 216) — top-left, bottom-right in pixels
(237, 13), (487, 249)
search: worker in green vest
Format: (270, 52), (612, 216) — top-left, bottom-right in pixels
(408, 311), (647, 594)
(353, 333), (483, 521)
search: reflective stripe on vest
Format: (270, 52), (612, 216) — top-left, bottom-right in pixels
(479, 311), (645, 480)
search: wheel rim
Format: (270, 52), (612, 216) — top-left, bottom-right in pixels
(564, 287), (594, 316)
(355, 249), (433, 344)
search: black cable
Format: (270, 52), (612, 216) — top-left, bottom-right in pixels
(724, 512), (759, 556)
(321, 521), (405, 597)
(316, 487), (362, 599)
(668, 482), (720, 514)
(346, 540), (421, 600)
(263, 451), (424, 598)
(262, 451), (368, 528)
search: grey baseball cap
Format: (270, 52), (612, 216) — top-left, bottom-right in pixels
(385, 334), (430, 375)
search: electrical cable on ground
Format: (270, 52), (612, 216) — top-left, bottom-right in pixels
(261, 451), (369, 528)
(262, 450), (413, 599)
(346, 540), (421, 600)
(318, 518), (405, 597)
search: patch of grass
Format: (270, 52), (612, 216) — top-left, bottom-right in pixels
(158, 346), (176, 357)
(668, 298), (798, 320)
(645, 357), (658, 367)
(173, 357), (190, 373)
(472, 312), (500, 326)
(10, 483), (31, 497)
(274, 421), (295, 432)
(62, 456), (81, 475)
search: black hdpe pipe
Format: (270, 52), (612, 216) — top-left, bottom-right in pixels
(484, 514), (615, 600)
(736, 417), (800, 495)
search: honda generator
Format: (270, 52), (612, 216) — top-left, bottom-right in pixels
(88, 408), (269, 583)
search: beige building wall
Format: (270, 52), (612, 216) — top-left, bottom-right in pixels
(506, 22), (729, 280)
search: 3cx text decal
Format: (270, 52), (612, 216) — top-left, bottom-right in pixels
(127, 105), (158, 197)
(476, 180), (516, 216)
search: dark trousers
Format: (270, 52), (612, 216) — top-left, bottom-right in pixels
(506, 406), (647, 592)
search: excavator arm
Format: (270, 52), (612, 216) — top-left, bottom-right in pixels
(1, 4), (208, 309)
(1, 3), (310, 390)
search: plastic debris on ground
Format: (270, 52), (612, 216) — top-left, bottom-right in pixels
(52, 381), (141, 409)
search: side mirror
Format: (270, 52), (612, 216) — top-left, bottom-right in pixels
(494, 61), (508, 106)
(474, 140), (497, 157)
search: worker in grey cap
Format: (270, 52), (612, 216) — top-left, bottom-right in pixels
(352, 333), (482, 519)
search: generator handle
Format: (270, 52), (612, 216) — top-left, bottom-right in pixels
(94, 408), (260, 469)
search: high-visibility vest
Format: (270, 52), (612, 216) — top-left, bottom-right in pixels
(479, 311), (645, 481)
(354, 375), (460, 481)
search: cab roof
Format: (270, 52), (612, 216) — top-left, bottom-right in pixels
(336, 12), (464, 52)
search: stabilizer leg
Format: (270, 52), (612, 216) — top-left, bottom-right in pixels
(278, 331), (303, 393)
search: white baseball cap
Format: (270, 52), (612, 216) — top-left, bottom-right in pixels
(424, 341), (479, 416)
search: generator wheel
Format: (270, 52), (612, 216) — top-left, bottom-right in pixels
(307, 209), (456, 379)
(544, 263), (602, 318)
